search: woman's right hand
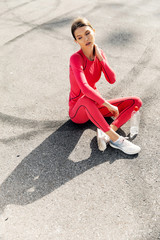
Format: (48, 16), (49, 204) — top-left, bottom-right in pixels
(94, 44), (103, 62)
(103, 101), (119, 118)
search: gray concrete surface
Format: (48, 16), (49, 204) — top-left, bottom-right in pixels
(0, 0), (160, 239)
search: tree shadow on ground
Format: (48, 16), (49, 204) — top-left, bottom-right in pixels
(0, 119), (138, 212)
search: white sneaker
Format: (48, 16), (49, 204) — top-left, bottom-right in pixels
(109, 136), (141, 155)
(97, 128), (110, 152)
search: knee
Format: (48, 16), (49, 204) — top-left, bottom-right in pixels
(133, 97), (143, 109)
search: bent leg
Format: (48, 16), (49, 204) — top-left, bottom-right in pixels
(69, 96), (111, 132)
(107, 96), (142, 129)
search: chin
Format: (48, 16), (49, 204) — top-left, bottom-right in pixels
(87, 43), (94, 48)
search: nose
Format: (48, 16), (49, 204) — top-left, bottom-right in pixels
(84, 35), (89, 42)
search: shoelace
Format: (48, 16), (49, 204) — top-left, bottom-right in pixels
(121, 137), (133, 146)
(113, 136), (129, 145)
(121, 136), (129, 141)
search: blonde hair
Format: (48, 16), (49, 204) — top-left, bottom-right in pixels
(71, 17), (93, 40)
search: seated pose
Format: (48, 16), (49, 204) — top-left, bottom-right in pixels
(69, 17), (142, 155)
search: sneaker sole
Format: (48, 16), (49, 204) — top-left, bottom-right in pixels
(97, 139), (108, 151)
(97, 129), (107, 151)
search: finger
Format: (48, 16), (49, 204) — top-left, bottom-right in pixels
(110, 111), (114, 115)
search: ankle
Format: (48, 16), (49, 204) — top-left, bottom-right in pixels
(111, 136), (121, 143)
(110, 124), (118, 132)
(105, 129), (119, 142)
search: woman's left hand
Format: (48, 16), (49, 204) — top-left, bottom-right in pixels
(94, 44), (103, 61)
(102, 101), (119, 118)
(108, 105), (119, 118)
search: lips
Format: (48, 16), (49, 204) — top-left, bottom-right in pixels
(86, 42), (91, 46)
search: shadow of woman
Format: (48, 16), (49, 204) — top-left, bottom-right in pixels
(0, 119), (137, 212)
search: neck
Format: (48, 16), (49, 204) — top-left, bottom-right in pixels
(81, 46), (94, 61)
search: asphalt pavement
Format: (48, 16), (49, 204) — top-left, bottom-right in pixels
(0, 0), (160, 239)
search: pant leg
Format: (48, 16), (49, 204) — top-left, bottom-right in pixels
(69, 96), (111, 132)
(98, 96), (142, 129)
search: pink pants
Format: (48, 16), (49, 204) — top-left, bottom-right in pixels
(69, 96), (142, 132)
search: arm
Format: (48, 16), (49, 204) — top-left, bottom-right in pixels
(94, 45), (119, 117)
(95, 45), (116, 84)
(70, 53), (105, 106)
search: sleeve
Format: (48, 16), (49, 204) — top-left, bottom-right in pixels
(99, 50), (116, 84)
(70, 54), (105, 106)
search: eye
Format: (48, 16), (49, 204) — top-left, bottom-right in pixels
(78, 37), (82, 40)
(86, 31), (90, 35)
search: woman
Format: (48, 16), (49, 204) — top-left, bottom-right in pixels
(69, 17), (142, 155)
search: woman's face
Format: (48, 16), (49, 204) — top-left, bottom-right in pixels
(74, 26), (95, 50)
